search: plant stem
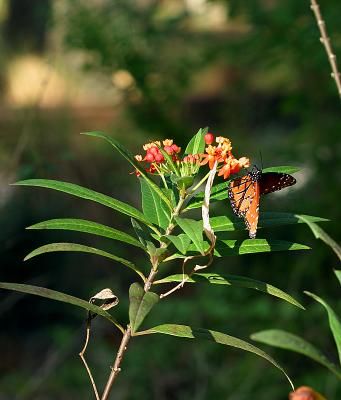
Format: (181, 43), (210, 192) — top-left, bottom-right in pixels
(101, 193), (187, 399)
(310, 0), (341, 99)
(188, 171), (211, 195)
(144, 268), (158, 291)
(101, 326), (132, 400)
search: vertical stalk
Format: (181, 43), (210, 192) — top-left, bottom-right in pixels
(101, 326), (132, 400)
(310, 0), (341, 98)
(101, 193), (187, 399)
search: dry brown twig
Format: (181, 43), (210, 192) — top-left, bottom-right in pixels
(79, 318), (100, 400)
(79, 289), (119, 400)
(310, 0), (341, 99)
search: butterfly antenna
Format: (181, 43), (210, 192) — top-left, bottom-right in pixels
(259, 150), (264, 169)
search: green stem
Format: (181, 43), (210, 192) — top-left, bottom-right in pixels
(188, 171), (211, 195)
(153, 164), (168, 188)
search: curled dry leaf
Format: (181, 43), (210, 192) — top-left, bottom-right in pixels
(89, 288), (119, 317)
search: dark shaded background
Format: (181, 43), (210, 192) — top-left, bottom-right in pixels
(0, 0), (340, 399)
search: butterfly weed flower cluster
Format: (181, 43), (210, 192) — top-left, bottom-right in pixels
(3, 127), (325, 399)
(134, 133), (251, 187)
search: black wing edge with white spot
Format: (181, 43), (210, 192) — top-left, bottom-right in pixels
(259, 172), (296, 195)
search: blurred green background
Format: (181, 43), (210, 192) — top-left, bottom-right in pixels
(0, 0), (340, 399)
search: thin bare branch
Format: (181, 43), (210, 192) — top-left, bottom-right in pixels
(79, 319), (100, 400)
(101, 326), (132, 400)
(310, 0), (341, 99)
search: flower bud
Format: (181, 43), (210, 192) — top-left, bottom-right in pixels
(144, 153), (155, 162)
(204, 133), (214, 145)
(148, 146), (159, 156)
(171, 144), (181, 153)
(164, 145), (173, 155)
(154, 153), (164, 163)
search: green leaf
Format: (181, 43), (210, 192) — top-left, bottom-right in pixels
(300, 218), (341, 262)
(14, 179), (150, 226)
(185, 181), (230, 209)
(171, 175), (195, 191)
(140, 178), (171, 230)
(212, 239), (309, 255)
(335, 270), (341, 287)
(137, 324), (293, 389)
(82, 131), (172, 210)
(169, 239), (309, 259)
(174, 217), (205, 255)
(262, 166), (300, 174)
(24, 243), (145, 280)
(163, 234), (191, 255)
(28, 218), (144, 249)
(131, 218), (156, 249)
(129, 283), (159, 334)
(251, 329), (341, 380)
(162, 187), (177, 208)
(154, 273), (304, 309)
(210, 213), (329, 233)
(0, 282), (120, 328)
(184, 127), (208, 155)
(305, 291), (341, 366)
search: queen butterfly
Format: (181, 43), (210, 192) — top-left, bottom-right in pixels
(228, 166), (296, 238)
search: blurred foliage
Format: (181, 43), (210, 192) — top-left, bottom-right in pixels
(0, 0), (341, 399)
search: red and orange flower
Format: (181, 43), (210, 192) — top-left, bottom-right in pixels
(133, 132), (250, 181)
(200, 134), (250, 180)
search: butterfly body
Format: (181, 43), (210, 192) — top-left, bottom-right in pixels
(228, 166), (296, 238)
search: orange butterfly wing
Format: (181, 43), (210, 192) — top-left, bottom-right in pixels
(228, 174), (260, 238)
(244, 180), (259, 238)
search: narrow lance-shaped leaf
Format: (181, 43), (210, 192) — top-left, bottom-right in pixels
(183, 239), (309, 256)
(210, 213), (329, 233)
(167, 239), (310, 260)
(129, 283), (159, 334)
(82, 131), (172, 210)
(14, 179), (150, 226)
(154, 273), (304, 309)
(300, 218), (341, 262)
(136, 324), (293, 389)
(184, 127), (208, 155)
(216, 239), (310, 255)
(251, 329), (341, 380)
(305, 291), (341, 366)
(25, 243), (145, 281)
(261, 166), (300, 174)
(28, 218), (144, 249)
(140, 178), (171, 230)
(0, 282), (121, 329)
(174, 217), (206, 255)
